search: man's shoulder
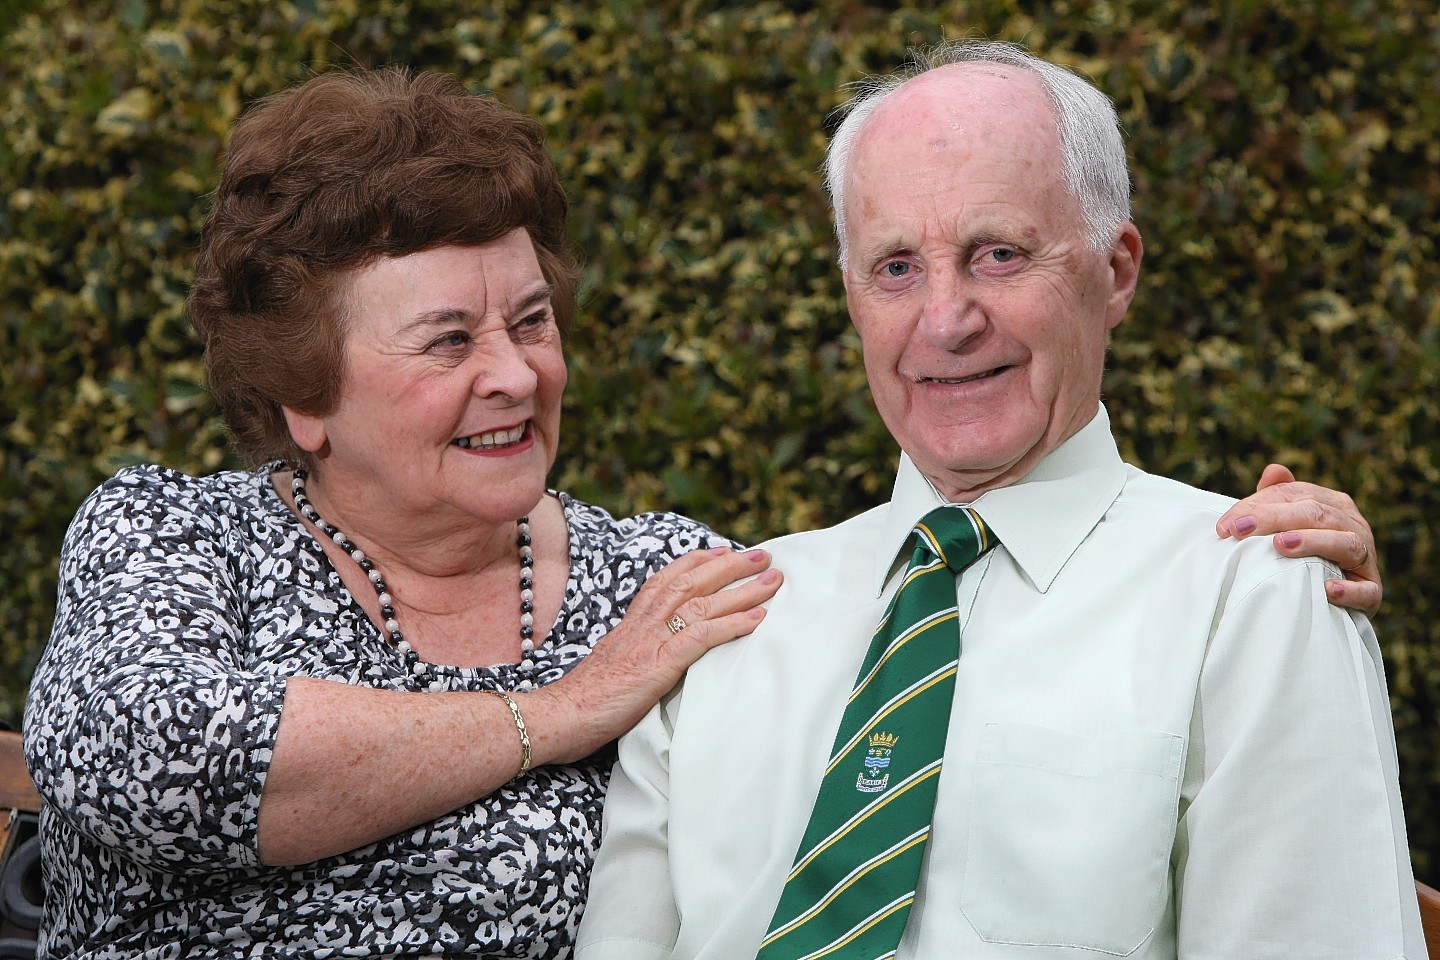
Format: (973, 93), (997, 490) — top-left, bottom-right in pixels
(1105, 464), (1246, 549)
(752, 501), (889, 579)
(1111, 463), (1341, 587)
(1115, 463), (1237, 518)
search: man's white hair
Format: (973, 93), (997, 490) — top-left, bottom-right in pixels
(824, 39), (1132, 269)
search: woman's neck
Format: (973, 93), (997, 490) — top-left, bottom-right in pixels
(273, 465), (565, 667)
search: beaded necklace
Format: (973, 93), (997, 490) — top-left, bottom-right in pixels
(291, 467), (536, 678)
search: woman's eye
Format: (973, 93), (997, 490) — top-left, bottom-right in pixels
(512, 311), (551, 337)
(432, 331), (470, 350)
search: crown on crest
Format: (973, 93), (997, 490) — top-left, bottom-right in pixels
(868, 731), (899, 750)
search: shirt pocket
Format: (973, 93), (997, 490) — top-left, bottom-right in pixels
(959, 722), (1185, 956)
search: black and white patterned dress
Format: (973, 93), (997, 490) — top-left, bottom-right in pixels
(23, 464), (730, 958)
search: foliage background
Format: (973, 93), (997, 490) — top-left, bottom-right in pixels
(2, 0), (1436, 875)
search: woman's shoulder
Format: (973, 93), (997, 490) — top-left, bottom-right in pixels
(556, 491), (741, 556)
(94, 461), (262, 494)
(73, 461), (280, 535)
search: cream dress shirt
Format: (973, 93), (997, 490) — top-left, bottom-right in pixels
(575, 406), (1423, 959)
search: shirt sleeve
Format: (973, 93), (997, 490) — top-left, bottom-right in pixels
(1174, 554), (1425, 958)
(23, 470), (288, 875)
(574, 687), (684, 960)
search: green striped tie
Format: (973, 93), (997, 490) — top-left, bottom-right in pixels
(756, 505), (995, 960)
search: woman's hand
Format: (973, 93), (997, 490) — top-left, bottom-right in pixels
(259, 547), (779, 865)
(1216, 464), (1381, 617)
(522, 547), (782, 766)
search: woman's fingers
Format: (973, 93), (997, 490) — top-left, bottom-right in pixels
(1269, 528), (1381, 616)
(631, 547), (774, 625)
(650, 547), (782, 657)
(1216, 464), (1381, 617)
(665, 554), (780, 624)
(525, 546), (782, 765)
(661, 569), (783, 657)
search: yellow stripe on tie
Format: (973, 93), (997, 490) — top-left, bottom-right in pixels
(785, 761), (943, 881)
(760, 828), (929, 947)
(847, 608), (958, 706)
(870, 556), (946, 636)
(826, 665), (958, 776)
(757, 506), (995, 960)
(795, 894), (915, 960)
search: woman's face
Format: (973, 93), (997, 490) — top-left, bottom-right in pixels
(286, 229), (567, 530)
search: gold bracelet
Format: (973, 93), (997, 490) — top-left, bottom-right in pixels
(485, 689), (532, 778)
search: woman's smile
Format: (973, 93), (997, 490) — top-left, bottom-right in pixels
(453, 422), (532, 452)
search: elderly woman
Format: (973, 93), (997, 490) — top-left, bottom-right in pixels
(23, 67), (1380, 958)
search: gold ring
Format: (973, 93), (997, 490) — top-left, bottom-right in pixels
(666, 614), (688, 635)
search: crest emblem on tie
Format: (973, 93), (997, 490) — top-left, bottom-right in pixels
(856, 731), (899, 793)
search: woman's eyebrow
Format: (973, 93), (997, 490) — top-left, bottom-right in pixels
(400, 284), (555, 332)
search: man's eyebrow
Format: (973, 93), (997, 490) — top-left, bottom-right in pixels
(398, 284), (555, 333)
(853, 238), (911, 267)
(969, 230), (1010, 245)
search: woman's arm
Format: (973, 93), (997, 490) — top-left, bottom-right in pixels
(25, 472), (286, 874)
(27, 469), (780, 871)
(256, 547), (780, 865)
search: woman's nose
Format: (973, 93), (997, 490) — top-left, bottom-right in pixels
(473, 340), (538, 400)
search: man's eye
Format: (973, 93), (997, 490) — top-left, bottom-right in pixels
(882, 261), (911, 278)
(989, 248), (1017, 263)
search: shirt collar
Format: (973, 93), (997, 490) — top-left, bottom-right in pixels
(873, 405), (1128, 596)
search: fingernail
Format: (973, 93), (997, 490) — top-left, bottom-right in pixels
(747, 549), (768, 562)
(1280, 532), (1302, 549)
(1326, 580), (1345, 598)
(709, 547), (729, 555)
(747, 607), (766, 619)
(758, 569), (779, 583)
(1233, 516), (1256, 535)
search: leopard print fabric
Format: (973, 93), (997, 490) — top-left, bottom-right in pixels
(23, 464), (731, 958)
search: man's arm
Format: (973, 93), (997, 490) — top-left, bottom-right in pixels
(1217, 464), (1381, 615)
(1173, 551), (1423, 956)
(574, 694), (681, 960)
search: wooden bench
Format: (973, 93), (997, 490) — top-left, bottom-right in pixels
(0, 731), (40, 850)
(0, 729), (41, 954)
(1419, 878), (1440, 960)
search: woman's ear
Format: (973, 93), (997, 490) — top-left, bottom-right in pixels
(282, 406), (327, 454)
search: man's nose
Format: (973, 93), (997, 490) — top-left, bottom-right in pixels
(917, 264), (986, 350)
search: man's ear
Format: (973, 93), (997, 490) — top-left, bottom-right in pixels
(1105, 222), (1144, 331)
(283, 406), (327, 454)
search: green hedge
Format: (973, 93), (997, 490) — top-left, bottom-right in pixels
(4, 0), (1437, 875)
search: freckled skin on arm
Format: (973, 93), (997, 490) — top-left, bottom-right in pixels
(257, 548), (781, 865)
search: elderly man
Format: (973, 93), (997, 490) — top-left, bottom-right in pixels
(574, 40), (1422, 960)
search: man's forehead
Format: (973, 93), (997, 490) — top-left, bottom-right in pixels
(849, 67), (1058, 180)
(882, 61), (1047, 120)
(858, 65), (1054, 156)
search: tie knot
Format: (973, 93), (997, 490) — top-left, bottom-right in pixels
(913, 505), (995, 573)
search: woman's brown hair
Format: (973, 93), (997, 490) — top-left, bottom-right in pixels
(188, 67), (579, 466)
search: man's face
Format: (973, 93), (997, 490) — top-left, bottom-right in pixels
(841, 64), (1141, 501)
